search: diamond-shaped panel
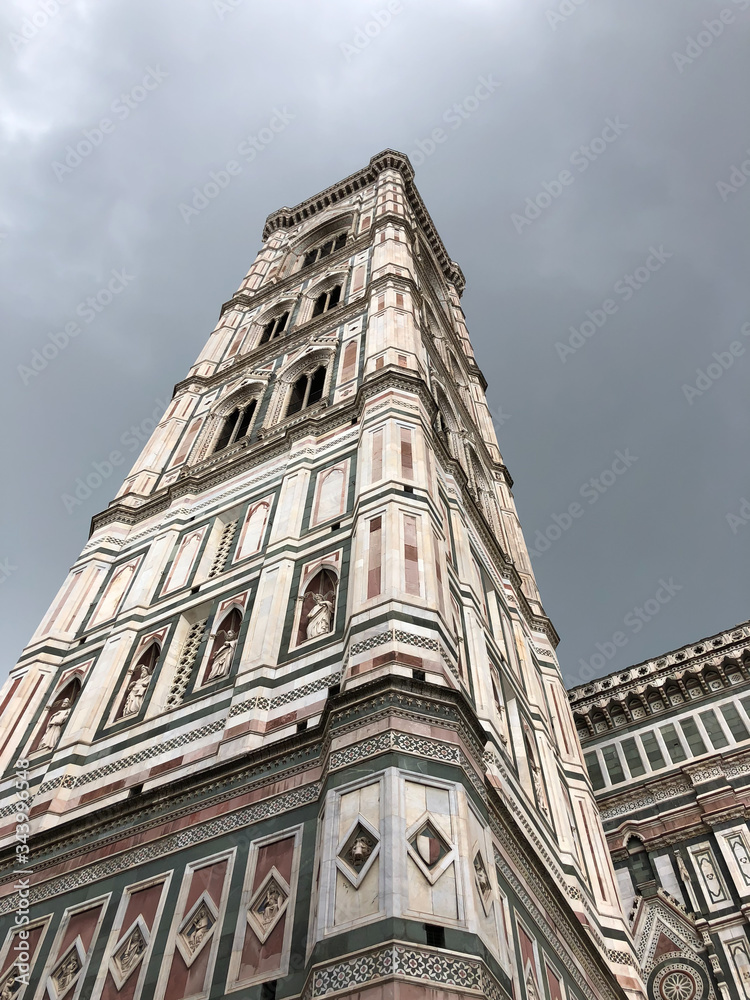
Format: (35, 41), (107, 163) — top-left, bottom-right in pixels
(410, 823), (449, 870)
(247, 869), (290, 943)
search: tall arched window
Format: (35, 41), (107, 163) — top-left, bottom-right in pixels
(296, 569), (337, 645)
(259, 311), (289, 345)
(203, 608), (242, 683)
(302, 233), (347, 269)
(213, 400), (257, 454)
(312, 285), (341, 317)
(286, 366), (327, 417)
(627, 837), (655, 889)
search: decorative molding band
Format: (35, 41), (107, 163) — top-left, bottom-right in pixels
(0, 783), (319, 915)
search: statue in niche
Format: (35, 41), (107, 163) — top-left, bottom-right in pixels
(306, 593), (334, 640)
(348, 833), (374, 870)
(206, 629), (238, 681)
(675, 851), (692, 884)
(297, 568), (337, 645)
(38, 699), (72, 752)
(122, 666), (153, 717)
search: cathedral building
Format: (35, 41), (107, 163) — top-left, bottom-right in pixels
(569, 620), (750, 1000)
(0, 151), (643, 1000)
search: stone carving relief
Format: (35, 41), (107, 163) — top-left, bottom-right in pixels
(175, 894), (218, 967)
(110, 919), (149, 988)
(205, 608), (242, 682)
(337, 818), (380, 889)
(247, 869), (290, 943)
(48, 942), (84, 999)
(0, 970), (19, 1000)
(296, 567), (337, 645)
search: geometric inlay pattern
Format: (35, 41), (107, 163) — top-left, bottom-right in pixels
(406, 813), (454, 886)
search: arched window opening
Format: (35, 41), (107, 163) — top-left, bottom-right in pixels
(119, 642), (159, 719)
(296, 568), (337, 645)
(213, 399), (257, 454)
(259, 311), (289, 345)
(312, 285), (341, 317)
(302, 233), (347, 269)
(34, 678), (81, 754)
(286, 366), (327, 417)
(204, 608), (242, 683)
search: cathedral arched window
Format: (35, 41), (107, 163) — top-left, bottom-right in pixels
(296, 568), (337, 645)
(212, 399), (257, 454)
(626, 836), (654, 889)
(302, 233), (347, 269)
(202, 608), (242, 684)
(312, 285), (341, 317)
(259, 311), (289, 345)
(286, 365), (327, 417)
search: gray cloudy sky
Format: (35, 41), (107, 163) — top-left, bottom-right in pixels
(1, 0), (748, 689)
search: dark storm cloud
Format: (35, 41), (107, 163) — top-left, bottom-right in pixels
(1, 0), (748, 685)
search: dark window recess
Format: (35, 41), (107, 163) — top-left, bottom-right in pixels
(128, 784), (143, 799)
(641, 731), (666, 769)
(330, 522), (341, 532)
(679, 717), (707, 756)
(312, 285), (342, 317)
(297, 720), (308, 733)
(621, 738), (646, 777)
(213, 399), (257, 453)
(660, 724), (687, 763)
(627, 838), (655, 887)
(303, 233), (347, 268)
(259, 312), (289, 345)
(328, 683), (341, 697)
(425, 924), (445, 948)
(413, 669), (426, 683)
(286, 366), (327, 417)
(721, 703), (749, 742)
(260, 982), (277, 1000)
(700, 710), (729, 748)
(601, 745), (625, 784)
(584, 752), (606, 791)
(403, 485), (414, 494)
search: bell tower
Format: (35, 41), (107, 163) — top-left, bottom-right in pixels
(0, 151), (643, 1000)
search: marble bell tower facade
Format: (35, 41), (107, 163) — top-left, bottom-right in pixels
(0, 151), (643, 1000)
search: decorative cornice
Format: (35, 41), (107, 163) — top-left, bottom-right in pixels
(568, 622), (750, 711)
(262, 149), (466, 295)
